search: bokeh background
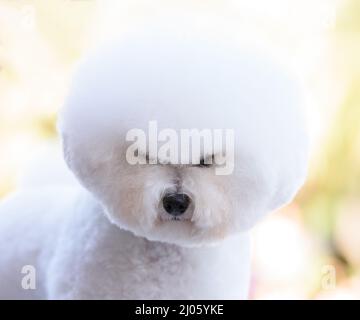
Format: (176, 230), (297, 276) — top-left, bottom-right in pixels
(0, 0), (359, 299)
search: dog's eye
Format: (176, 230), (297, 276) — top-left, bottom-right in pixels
(197, 155), (214, 167)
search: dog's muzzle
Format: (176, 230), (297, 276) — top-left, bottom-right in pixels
(162, 192), (191, 217)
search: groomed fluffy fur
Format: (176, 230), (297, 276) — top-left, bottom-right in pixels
(0, 31), (308, 299)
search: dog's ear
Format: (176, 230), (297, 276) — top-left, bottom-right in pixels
(58, 128), (95, 191)
(58, 116), (81, 179)
(57, 107), (83, 176)
(268, 180), (301, 212)
(58, 110), (74, 172)
(267, 148), (309, 213)
(60, 133), (73, 171)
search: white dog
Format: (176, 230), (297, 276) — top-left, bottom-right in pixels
(0, 32), (308, 299)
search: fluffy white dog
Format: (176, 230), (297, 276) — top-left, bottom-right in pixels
(0, 33), (308, 299)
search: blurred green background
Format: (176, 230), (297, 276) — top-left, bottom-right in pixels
(0, 0), (359, 299)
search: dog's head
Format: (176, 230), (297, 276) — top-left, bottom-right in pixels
(59, 34), (308, 247)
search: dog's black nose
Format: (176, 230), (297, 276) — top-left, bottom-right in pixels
(162, 193), (191, 216)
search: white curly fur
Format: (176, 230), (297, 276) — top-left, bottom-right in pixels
(0, 30), (308, 299)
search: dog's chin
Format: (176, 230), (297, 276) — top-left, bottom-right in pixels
(108, 215), (222, 248)
(104, 206), (228, 247)
(136, 218), (227, 248)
